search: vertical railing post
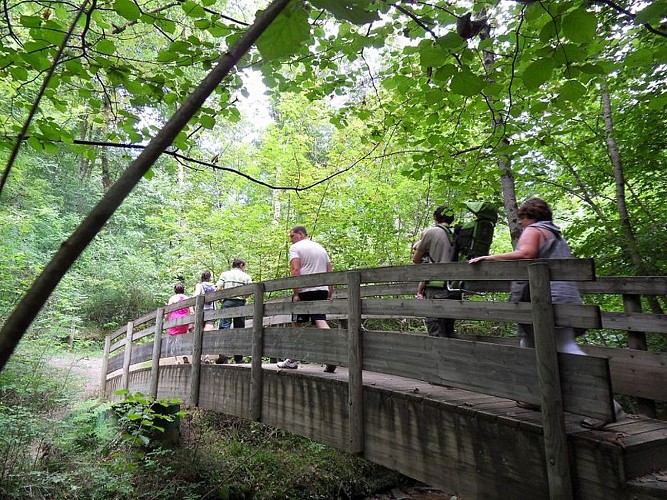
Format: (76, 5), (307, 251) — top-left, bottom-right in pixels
(347, 271), (363, 454)
(189, 294), (205, 407)
(623, 294), (655, 417)
(150, 307), (164, 399)
(250, 283), (265, 421)
(528, 262), (572, 500)
(99, 334), (111, 400)
(121, 322), (134, 392)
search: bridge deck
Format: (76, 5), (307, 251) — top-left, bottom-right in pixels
(107, 363), (667, 499)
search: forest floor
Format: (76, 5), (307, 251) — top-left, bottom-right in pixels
(46, 351), (454, 499)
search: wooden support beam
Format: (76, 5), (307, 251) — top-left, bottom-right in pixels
(149, 307), (164, 399)
(189, 294), (205, 407)
(121, 321), (133, 392)
(251, 283), (265, 421)
(347, 271), (363, 454)
(528, 262), (572, 500)
(99, 334), (110, 400)
(623, 294), (656, 417)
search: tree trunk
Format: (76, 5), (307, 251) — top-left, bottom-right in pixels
(601, 83), (663, 314)
(0, 0), (292, 371)
(480, 20), (520, 245)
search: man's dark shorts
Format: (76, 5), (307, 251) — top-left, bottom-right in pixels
(292, 290), (328, 324)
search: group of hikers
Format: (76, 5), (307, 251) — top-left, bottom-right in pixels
(165, 225), (335, 371)
(162, 198), (626, 419)
(163, 199), (601, 381)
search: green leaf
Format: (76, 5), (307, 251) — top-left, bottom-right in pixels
(521, 57), (555, 90)
(450, 70), (485, 96)
(199, 115), (215, 129)
(557, 80), (587, 102)
(635, 2), (667, 25)
(181, 0), (206, 18)
(20, 52), (51, 71)
(432, 64), (457, 82)
(256, 7), (310, 61)
(437, 32), (465, 50)
(19, 15), (42, 28)
(114, 0), (141, 21)
(96, 39), (116, 55)
(9, 66), (29, 81)
(418, 41), (444, 68)
(539, 20), (557, 42)
(309, 0), (379, 25)
(562, 8), (597, 43)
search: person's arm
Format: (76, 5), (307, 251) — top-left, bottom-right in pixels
(469, 227), (543, 263)
(290, 257), (301, 300)
(416, 281), (425, 299)
(412, 248), (426, 265)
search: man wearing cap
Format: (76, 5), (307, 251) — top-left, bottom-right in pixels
(412, 206), (461, 338)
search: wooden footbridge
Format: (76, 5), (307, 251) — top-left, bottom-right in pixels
(101, 260), (667, 499)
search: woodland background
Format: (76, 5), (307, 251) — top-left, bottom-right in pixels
(1, 0), (665, 343)
(0, 1), (665, 497)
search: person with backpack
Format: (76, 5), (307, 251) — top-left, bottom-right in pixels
(194, 270), (217, 331)
(468, 198), (586, 354)
(216, 259), (252, 363)
(412, 205), (462, 338)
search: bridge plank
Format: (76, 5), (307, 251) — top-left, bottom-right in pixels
(359, 259), (595, 283)
(362, 299), (602, 329)
(582, 346), (667, 401)
(362, 331), (614, 421)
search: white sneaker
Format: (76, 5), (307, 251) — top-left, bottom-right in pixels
(277, 359), (298, 369)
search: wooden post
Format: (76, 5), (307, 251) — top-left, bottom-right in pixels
(121, 322), (134, 392)
(528, 262), (572, 500)
(99, 334), (111, 400)
(250, 283), (265, 421)
(623, 294), (656, 417)
(149, 307), (164, 399)
(189, 294), (205, 407)
(347, 271), (363, 454)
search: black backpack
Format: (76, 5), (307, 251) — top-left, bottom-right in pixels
(451, 201), (499, 261)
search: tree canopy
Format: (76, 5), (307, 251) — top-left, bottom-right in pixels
(0, 0), (665, 364)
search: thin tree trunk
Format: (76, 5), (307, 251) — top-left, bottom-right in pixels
(601, 83), (663, 314)
(0, 0), (292, 371)
(480, 20), (520, 245)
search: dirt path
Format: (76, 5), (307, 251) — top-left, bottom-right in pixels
(47, 352), (103, 399)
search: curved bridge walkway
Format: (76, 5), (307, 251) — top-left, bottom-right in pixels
(101, 260), (667, 500)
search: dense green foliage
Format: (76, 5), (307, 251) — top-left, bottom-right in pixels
(0, 349), (404, 498)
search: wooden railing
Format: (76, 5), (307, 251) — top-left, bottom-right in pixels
(101, 259), (667, 500)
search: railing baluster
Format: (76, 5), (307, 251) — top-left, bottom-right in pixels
(623, 293), (655, 417)
(347, 271), (363, 454)
(190, 294), (205, 407)
(528, 262), (572, 500)
(121, 321), (134, 392)
(150, 307), (164, 399)
(99, 334), (111, 400)
(250, 283), (265, 421)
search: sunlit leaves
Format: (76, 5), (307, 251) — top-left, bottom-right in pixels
(562, 8), (597, 43)
(450, 70), (485, 96)
(256, 7), (310, 61)
(309, 0), (379, 25)
(635, 1), (667, 25)
(522, 58), (555, 89)
(113, 0), (141, 21)
(95, 39), (116, 56)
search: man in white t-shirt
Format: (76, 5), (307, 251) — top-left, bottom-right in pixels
(277, 225), (335, 372)
(216, 258), (252, 363)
